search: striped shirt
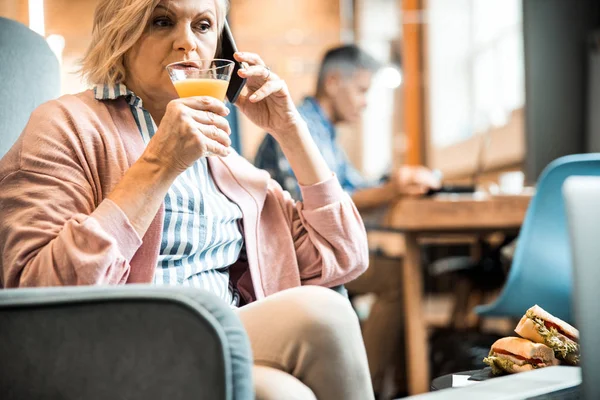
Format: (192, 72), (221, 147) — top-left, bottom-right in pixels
(94, 84), (244, 306)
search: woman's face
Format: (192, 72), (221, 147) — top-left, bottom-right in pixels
(124, 0), (220, 103)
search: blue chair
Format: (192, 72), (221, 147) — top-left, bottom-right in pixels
(0, 17), (60, 156)
(475, 153), (600, 323)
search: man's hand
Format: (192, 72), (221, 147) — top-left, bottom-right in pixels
(390, 166), (441, 196)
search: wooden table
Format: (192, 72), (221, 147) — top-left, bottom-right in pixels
(383, 194), (531, 395)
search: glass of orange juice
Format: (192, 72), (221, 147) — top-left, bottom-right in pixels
(166, 60), (234, 157)
(166, 59), (234, 101)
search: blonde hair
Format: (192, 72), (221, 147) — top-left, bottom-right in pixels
(81, 0), (229, 85)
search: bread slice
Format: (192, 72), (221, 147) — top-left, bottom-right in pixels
(515, 305), (580, 365)
(519, 305), (579, 341)
(516, 317), (547, 343)
(484, 336), (558, 375)
(491, 337), (557, 363)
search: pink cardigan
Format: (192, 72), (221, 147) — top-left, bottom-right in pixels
(0, 90), (368, 302)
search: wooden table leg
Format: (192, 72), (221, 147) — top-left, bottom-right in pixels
(402, 233), (429, 394)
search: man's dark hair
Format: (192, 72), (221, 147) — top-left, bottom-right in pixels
(315, 45), (382, 96)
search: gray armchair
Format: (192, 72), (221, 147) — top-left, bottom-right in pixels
(0, 286), (254, 400)
(0, 17), (254, 400)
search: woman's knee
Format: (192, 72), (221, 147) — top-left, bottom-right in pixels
(238, 285), (363, 357)
(281, 286), (361, 342)
(253, 365), (317, 400)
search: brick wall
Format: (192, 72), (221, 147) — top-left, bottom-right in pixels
(44, 0), (99, 94)
(1, 0), (343, 159)
(0, 1), (27, 24)
(229, 0), (342, 158)
(0, 0), (98, 94)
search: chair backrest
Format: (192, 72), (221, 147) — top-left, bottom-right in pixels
(0, 17), (60, 158)
(476, 153), (600, 323)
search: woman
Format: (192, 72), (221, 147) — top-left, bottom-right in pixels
(0, 0), (374, 398)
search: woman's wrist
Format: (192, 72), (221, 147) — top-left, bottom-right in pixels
(274, 119), (332, 187)
(276, 118), (310, 151)
(107, 155), (178, 237)
(139, 149), (182, 182)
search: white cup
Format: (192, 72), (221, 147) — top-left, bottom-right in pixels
(499, 171), (525, 195)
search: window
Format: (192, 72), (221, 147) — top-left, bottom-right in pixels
(427, 0), (524, 147)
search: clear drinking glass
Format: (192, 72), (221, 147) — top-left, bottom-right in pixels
(166, 59), (234, 101)
(166, 59), (234, 157)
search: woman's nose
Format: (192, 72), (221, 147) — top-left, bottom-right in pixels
(173, 24), (197, 54)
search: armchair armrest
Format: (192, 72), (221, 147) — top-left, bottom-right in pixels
(0, 285), (253, 400)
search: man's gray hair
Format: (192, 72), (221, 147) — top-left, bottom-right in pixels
(316, 45), (382, 95)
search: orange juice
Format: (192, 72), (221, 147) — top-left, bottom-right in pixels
(174, 78), (229, 100)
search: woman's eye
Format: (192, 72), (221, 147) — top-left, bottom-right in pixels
(153, 17), (173, 28)
(196, 22), (211, 33)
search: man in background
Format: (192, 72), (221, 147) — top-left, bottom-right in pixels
(255, 44), (440, 397)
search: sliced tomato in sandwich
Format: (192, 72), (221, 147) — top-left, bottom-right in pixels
(543, 321), (578, 342)
(493, 349), (545, 366)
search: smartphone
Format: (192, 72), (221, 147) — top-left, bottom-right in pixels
(220, 20), (246, 103)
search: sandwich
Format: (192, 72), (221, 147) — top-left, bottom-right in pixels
(515, 305), (580, 365)
(483, 337), (559, 375)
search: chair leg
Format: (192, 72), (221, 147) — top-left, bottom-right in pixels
(466, 289), (484, 329)
(451, 277), (472, 330)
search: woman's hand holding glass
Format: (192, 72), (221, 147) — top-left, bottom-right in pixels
(143, 96), (232, 174)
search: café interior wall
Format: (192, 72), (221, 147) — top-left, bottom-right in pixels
(0, 0), (99, 95)
(1, 0), (392, 176)
(229, 0), (343, 160)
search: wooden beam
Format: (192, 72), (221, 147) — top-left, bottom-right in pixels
(401, 0), (424, 165)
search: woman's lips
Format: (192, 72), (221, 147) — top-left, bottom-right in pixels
(171, 62), (199, 71)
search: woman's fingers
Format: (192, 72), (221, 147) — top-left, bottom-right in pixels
(202, 137), (231, 157)
(248, 80), (286, 102)
(178, 96), (230, 117)
(195, 123), (231, 148)
(234, 51), (266, 67)
(155, 98), (233, 169)
(190, 110), (231, 135)
(233, 52), (289, 102)
(238, 65), (271, 80)
(193, 125), (231, 157)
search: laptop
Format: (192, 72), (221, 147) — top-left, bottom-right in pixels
(405, 366), (580, 399)
(403, 176), (600, 399)
(563, 176), (600, 400)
